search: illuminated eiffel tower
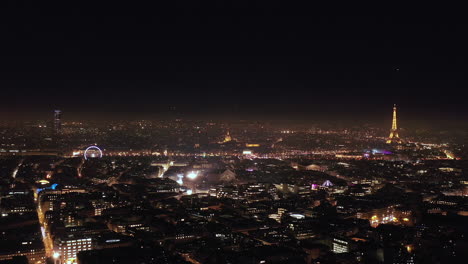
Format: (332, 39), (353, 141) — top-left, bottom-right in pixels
(386, 104), (403, 144)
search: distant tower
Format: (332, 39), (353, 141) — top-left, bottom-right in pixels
(54, 110), (62, 134)
(386, 104), (402, 144)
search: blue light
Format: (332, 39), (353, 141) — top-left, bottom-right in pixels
(37, 183), (59, 193)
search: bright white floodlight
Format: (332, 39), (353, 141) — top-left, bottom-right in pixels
(186, 171), (199, 180)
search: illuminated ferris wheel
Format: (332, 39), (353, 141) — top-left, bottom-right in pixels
(84, 145), (103, 160)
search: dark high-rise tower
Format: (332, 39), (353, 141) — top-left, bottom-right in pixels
(54, 110), (62, 134)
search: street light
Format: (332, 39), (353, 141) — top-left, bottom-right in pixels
(53, 252), (60, 264)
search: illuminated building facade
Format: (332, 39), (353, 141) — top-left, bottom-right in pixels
(54, 236), (93, 263)
(0, 248), (45, 264)
(386, 104), (402, 144)
(356, 206), (413, 228)
(332, 238), (349, 253)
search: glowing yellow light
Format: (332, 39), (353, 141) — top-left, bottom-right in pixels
(37, 179), (50, 185)
(371, 215), (378, 220)
(444, 150), (455, 159)
(403, 218), (409, 222)
(406, 245), (413, 253)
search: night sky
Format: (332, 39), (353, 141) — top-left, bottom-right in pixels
(1, 2), (467, 126)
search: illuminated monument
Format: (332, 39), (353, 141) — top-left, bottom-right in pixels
(218, 129), (234, 144)
(223, 130), (232, 143)
(386, 104), (403, 144)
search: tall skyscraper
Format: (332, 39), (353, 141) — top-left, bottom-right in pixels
(386, 104), (402, 144)
(54, 110), (62, 134)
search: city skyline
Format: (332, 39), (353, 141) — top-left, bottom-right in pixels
(1, 3), (468, 264)
(1, 104), (466, 132)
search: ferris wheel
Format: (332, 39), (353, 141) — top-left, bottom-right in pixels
(84, 145), (103, 160)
